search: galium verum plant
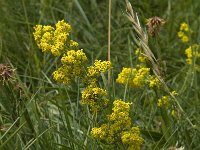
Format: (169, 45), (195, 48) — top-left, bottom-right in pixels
(33, 20), (144, 149)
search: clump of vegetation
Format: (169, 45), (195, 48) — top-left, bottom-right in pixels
(1, 0), (200, 149)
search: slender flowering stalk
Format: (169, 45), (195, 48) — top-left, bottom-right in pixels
(177, 22), (189, 43)
(185, 44), (200, 65)
(108, 0), (112, 86)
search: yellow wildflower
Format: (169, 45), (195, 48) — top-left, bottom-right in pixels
(91, 124), (108, 140)
(116, 67), (151, 88)
(108, 99), (132, 126)
(91, 99), (143, 149)
(138, 56), (146, 63)
(134, 48), (140, 55)
(121, 127), (144, 150)
(170, 90), (178, 96)
(52, 66), (73, 85)
(85, 60), (112, 85)
(148, 76), (160, 88)
(157, 96), (169, 107)
(33, 20), (72, 56)
(185, 46), (192, 59)
(87, 60), (111, 77)
(180, 22), (189, 32)
(181, 35), (189, 43)
(171, 109), (177, 118)
(185, 45), (200, 64)
(134, 48), (146, 65)
(34, 25), (54, 53)
(52, 50), (87, 84)
(177, 22), (190, 43)
(177, 31), (184, 38)
(81, 85), (108, 112)
(61, 49), (87, 65)
(69, 40), (79, 48)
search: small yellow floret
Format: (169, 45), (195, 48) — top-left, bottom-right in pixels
(180, 22), (189, 32)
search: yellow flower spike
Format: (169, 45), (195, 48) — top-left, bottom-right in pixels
(116, 67), (136, 86)
(177, 22), (190, 43)
(184, 45), (200, 65)
(42, 25), (54, 32)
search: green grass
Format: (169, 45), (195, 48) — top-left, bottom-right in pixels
(1, 0), (200, 149)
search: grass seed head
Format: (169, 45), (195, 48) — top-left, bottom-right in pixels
(0, 64), (14, 83)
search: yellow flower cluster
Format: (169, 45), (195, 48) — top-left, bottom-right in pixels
(34, 20), (112, 113)
(157, 91), (179, 118)
(108, 99), (132, 128)
(157, 91), (180, 118)
(116, 67), (159, 88)
(61, 49), (87, 67)
(81, 85), (109, 112)
(81, 60), (111, 112)
(69, 40), (79, 48)
(52, 66), (72, 85)
(157, 96), (169, 107)
(87, 60), (112, 77)
(121, 127), (144, 150)
(149, 76), (160, 88)
(33, 20), (73, 56)
(91, 124), (108, 140)
(52, 50), (88, 85)
(91, 99), (144, 149)
(85, 60), (112, 85)
(177, 22), (189, 43)
(185, 45), (200, 64)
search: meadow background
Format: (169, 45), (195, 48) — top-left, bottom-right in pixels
(1, 0), (200, 149)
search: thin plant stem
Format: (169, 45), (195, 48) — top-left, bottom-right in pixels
(108, 0), (112, 86)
